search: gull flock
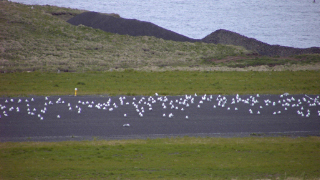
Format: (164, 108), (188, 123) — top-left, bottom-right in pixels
(0, 93), (320, 127)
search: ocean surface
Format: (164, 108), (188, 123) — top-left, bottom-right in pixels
(10, 0), (320, 48)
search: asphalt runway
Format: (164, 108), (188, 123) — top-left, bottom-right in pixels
(1, 94), (320, 142)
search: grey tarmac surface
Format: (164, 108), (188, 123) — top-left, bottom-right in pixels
(1, 94), (320, 142)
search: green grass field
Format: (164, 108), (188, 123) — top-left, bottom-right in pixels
(1, 70), (320, 179)
(1, 137), (320, 180)
(1, 70), (319, 97)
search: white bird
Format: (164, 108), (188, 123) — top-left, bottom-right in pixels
(185, 115), (189, 119)
(124, 114), (127, 117)
(57, 115), (60, 118)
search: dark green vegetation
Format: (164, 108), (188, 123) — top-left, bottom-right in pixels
(1, 137), (319, 179)
(202, 53), (320, 68)
(1, 71), (319, 97)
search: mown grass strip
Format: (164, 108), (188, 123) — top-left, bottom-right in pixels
(1, 71), (319, 97)
(0, 136), (319, 179)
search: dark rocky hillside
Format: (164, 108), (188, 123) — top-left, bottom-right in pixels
(67, 11), (198, 42)
(201, 29), (320, 57)
(67, 12), (320, 57)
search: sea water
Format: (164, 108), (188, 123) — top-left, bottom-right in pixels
(10, 0), (320, 48)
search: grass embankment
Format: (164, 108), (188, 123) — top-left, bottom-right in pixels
(1, 70), (320, 96)
(1, 0), (320, 73)
(1, 137), (319, 179)
(0, 0), (248, 72)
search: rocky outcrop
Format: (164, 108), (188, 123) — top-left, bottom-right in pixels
(201, 29), (320, 56)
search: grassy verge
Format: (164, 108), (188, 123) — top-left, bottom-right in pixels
(0, 70), (319, 97)
(1, 136), (319, 179)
